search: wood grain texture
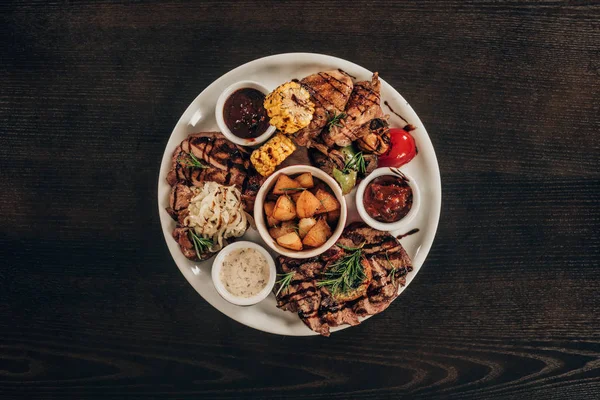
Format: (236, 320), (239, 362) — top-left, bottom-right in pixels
(1, 0), (599, 399)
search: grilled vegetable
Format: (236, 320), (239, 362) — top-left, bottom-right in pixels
(264, 82), (314, 134)
(332, 168), (357, 195)
(250, 133), (296, 176)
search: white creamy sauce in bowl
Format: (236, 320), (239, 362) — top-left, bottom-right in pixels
(219, 248), (270, 298)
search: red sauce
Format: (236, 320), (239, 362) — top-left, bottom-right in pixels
(364, 176), (412, 223)
(223, 88), (270, 139)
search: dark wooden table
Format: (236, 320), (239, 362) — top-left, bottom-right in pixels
(2, 1), (599, 399)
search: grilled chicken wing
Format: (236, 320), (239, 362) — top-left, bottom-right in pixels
(293, 70), (354, 147)
(322, 73), (383, 147)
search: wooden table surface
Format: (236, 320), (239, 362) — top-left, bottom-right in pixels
(2, 1), (599, 399)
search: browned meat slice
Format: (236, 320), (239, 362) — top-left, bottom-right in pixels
(322, 73), (383, 147)
(241, 171), (264, 213)
(275, 257), (322, 313)
(293, 70), (354, 147)
(172, 226), (214, 261)
(183, 132), (249, 171)
(275, 222), (413, 336)
(355, 118), (391, 155)
(166, 132), (258, 214)
(166, 183), (193, 223)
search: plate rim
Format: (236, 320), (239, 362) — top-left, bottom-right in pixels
(157, 52), (442, 336)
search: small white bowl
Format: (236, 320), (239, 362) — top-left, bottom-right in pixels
(215, 80), (276, 147)
(355, 167), (420, 232)
(211, 241), (276, 306)
(254, 166), (347, 259)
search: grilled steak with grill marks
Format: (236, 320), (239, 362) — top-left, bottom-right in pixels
(166, 132), (262, 260)
(275, 222), (413, 336)
(322, 73), (384, 148)
(293, 70), (354, 147)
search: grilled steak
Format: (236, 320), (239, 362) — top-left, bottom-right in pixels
(293, 70), (354, 147)
(166, 132), (262, 261)
(322, 73), (383, 148)
(275, 222), (413, 336)
(166, 132), (262, 213)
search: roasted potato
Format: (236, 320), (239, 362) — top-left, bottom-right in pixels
(302, 218), (332, 248)
(326, 208), (341, 225)
(264, 201), (280, 227)
(295, 172), (314, 188)
(315, 189), (340, 214)
(273, 175), (303, 195)
(291, 191), (303, 203)
(269, 221), (297, 240)
(276, 232), (303, 251)
(298, 217), (317, 239)
(272, 195), (296, 221)
(296, 190), (321, 219)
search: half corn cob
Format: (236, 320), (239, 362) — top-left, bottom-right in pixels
(250, 133), (296, 176)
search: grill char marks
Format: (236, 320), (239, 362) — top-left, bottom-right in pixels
(293, 70), (354, 147)
(275, 222), (413, 336)
(166, 131), (262, 213)
(166, 132), (262, 261)
(322, 73), (383, 148)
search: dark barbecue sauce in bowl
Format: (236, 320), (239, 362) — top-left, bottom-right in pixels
(364, 176), (413, 223)
(223, 88), (270, 139)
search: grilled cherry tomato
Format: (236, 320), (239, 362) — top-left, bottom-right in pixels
(378, 128), (416, 168)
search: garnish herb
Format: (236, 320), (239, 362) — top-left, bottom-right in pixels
(327, 111), (347, 131)
(317, 243), (366, 295)
(188, 230), (213, 259)
(343, 151), (367, 175)
(275, 271), (295, 296)
(179, 152), (208, 169)
(385, 250), (398, 286)
(280, 187), (306, 192)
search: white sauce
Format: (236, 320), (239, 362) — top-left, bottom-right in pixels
(219, 248), (269, 298)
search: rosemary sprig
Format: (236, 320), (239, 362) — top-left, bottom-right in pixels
(343, 151), (367, 175)
(317, 243), (366, 296)
(275, 271), (295, 297)
(188, 230), (213, 259)
(384, 250), (398, 286)
(179, 152), (208, 169)
(280, 187), (306, 192)
(327, 111), (347, 131)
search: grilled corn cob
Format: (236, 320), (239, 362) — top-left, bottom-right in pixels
(250, 133), (296, 176)
(264, 82), (314, 134)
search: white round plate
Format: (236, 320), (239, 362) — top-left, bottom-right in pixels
(158, 53), (441, 336)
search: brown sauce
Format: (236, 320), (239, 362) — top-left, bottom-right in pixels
(364, 176), (412, 223)
(223, 88), (270, 139)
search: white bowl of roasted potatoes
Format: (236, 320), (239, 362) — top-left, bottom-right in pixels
(254, 166), (347, 259)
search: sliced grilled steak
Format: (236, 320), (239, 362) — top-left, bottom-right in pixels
(293, 70), (354, 147)
(275, 222), (413, 336)
(166, 183), (193, 224)
(172, 226), (215, 261)
(166, 131), (260, 213)
(322, 73), (383, 147)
